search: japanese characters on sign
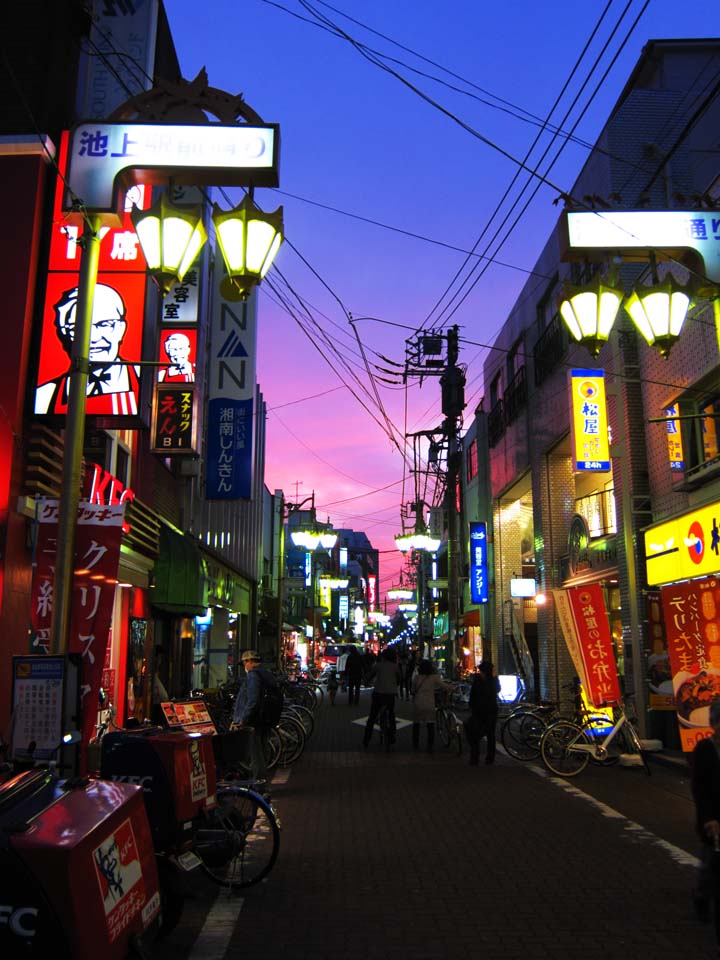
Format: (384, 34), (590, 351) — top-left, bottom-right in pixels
(150, 386), (196, 453)
(569, 369), (611, 473)
(645, 499), (720, 585)
(565, 210), (720, 283)
(553, 585), (621, 706)
(30, 499), (125, 744)
(64, 122), (279, 220)
(661, 576), (720, 751)
(469, 521), (489, 604)
(205, 277), (257, 499)
(10, 656), (65, 760)
(665, 404), (684, 472)
(93, 818), (148, 944)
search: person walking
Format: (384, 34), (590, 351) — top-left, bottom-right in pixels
(690, 699), (720, 926)
(345, 645), (363, 705)
(363, 648), (400, 748)
(398, 651), (412, 701)
(466, 660), (501, 765)
(326, 669), (339, 706)
(411, 659), (448, 753)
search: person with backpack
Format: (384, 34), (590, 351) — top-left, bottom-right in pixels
(230, 649), (282, 788)
(465, 660), (501, 765)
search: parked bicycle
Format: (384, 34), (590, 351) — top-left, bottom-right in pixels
(539, 701), (650, 778)
(435, 685), (464, 755)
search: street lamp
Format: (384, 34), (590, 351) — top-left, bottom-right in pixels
(624, 273), (693, 358)
(290, 527), (338, 669)
(130, 192), (207, 294)
(558, 271), (625, 358)
(132, 188), (284, 300)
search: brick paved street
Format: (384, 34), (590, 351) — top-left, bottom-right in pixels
(156, 689), (719, 960)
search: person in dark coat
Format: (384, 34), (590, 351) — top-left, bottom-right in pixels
(345, 646), (363, 705)
(466, 660), (501, 765)
(690, 699), (720, 922)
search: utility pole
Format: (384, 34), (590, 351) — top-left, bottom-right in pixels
(441, 326), (465, 677)
(402, 325), (466, 676)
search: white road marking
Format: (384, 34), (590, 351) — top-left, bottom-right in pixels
(352, 716), (413, 730)
(272, 767), (292, 784)
(187, 895), (244, 959)
(530, 764), (700, 867)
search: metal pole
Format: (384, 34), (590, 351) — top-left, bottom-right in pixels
(51, 214), (104, 655)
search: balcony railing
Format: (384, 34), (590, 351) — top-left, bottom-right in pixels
(487, 400), (505, 447)
(533, 313), (566, 386)
(503, 365), (527, 425)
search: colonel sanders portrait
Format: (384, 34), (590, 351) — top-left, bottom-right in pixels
(35, 283), (140, 416)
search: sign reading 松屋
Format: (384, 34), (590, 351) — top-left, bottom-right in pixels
(569, 369), (611, 473)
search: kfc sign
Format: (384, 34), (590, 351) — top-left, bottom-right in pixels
(84, 463), (134, 534)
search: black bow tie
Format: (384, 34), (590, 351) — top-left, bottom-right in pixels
(88, 367), (113, 395)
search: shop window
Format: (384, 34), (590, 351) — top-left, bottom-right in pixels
(684, 395), (720, 478)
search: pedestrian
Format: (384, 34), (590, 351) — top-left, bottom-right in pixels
(230, 650), (279, 790)
(363, 648), (400, 748)
(360, 645), (377, 687)
(326, 669), (339, 706)
(345, 645), (363, 705)
(411, 659), (448, 753)
(690, 699), (720, 926)
(466, 660), (501, 765)
(398, 651), (412, 700)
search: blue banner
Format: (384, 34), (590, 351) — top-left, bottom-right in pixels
(205, 397), (253, 499)
(469, 521), (489, 604)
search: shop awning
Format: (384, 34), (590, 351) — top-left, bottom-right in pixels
(462, 609), (481, 627)
(152, 526), (208, 616)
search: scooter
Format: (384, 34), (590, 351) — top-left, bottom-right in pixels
(0, 733), (161, 959)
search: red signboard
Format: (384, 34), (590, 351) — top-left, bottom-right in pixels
(30, 499), (125, 744)
(554, 584), (621, 706)
(150, 385), (197, 454)
(661, 575), (720, 751)
(35, 131), (150, 424)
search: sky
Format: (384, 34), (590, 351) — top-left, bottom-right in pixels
(164, 0), (715, 603)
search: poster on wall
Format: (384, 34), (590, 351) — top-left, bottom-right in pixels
(661, 575), (720, 751)
(552, 584), (621, 706)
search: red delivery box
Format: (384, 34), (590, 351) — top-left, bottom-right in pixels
(147, 730), (217, 822)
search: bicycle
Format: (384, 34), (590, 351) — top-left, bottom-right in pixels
(539, 702), (651, 778)
(435, 686), (463, 755)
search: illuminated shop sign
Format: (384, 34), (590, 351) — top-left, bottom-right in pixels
(569, 369), (610, 472)
(151, 386), (197, 454)
(665, 404), (684, 472)
(64, 122), (279, 221)
(565, 210), (720, 282)
(469, 521), (489, 604)
(645, 500), (720, 585)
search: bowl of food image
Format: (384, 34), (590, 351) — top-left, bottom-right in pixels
(674, 669), (720, 727)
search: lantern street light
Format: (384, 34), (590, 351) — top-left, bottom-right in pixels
(132, 187), (284, 300)
(558, 271), (625, 358)
(290, 527), (338, 668)
(624, 273), (693, 358)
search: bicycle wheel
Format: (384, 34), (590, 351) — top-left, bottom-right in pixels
(275, 714), (306, 766)
(501, 710), (545, 761)
(265, 727), (281, 770)
(284, 703), (314, 738)
(622, 719), (652, 776)
(436, 709), (451, 747)
(540, 720), (590, 777)
(195, 786), (279, 888)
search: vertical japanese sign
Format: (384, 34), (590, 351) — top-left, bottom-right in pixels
(34, 131), (150, 423)
(646, 591), (674, 710)
(469, 521), (489, 603)
(205, 277), (257, 499)
(151, 386), (197, 453)
(661, 575), (720, 751)
(569, 369), (611, 472)
(665, 404), (684, 472)
(552, 585), (621, 705)
(30, 499), (125, 743)
(93, 818), (148, 944)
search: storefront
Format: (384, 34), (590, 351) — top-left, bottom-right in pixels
(196, 550), (254, 689)
(644, 499), (720, 751)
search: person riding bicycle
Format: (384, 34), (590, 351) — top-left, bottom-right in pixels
(362, 648), (399, 749)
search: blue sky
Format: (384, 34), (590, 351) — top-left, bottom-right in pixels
(165, 0), (715, 596)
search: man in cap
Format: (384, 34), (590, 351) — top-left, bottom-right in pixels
(231, 650), (278, 789)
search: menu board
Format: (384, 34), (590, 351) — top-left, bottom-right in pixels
(11, 656), (66, 760)
(160, 700), (217, 736)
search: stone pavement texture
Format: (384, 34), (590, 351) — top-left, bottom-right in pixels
(163, 688), (719, 960)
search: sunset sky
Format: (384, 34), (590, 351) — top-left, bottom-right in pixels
(166, 0), (714, 601)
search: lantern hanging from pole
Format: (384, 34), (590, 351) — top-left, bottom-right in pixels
(131, 192), (207, 294)
(558, 272), (625, 358)
(625, 274), (693, 359)
(212, 190), (284, 301)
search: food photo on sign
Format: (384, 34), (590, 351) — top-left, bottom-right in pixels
(661, 576), (720, 748)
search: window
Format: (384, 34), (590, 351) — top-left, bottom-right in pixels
(466, 438), (478, 482)
(489, 371), (503, 408)
(685, 395), (720, 476)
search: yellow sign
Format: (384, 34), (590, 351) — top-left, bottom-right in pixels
(665, 404), (684, 473)
(645, 500), (720, 585)
(569, 369), (610, 472)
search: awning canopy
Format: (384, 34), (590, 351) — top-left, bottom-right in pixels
(152, 526), (208, 617)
